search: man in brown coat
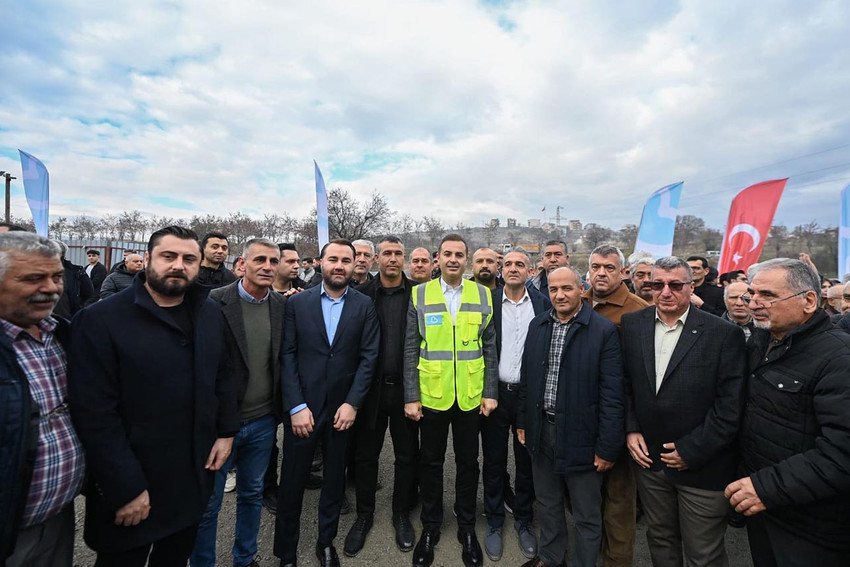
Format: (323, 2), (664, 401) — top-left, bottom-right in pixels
(582, 244), (649, 567)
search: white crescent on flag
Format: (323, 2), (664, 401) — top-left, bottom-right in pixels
(728, 223), (761, 251)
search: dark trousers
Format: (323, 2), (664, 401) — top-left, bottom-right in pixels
(481, 383), (534, 526)
(274, 411), (350, 562)
(747, 514), (850, 567)
(94, 524), (198, 567)
(354, 381), (419, 517)
(7, 503), (75, 567)
(419, 402), (480, 532)
(263, 420), (281, 496)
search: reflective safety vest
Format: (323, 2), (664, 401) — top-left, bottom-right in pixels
(412, 278), (493, 411)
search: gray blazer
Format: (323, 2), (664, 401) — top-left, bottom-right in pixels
(210, 280), (286, 418)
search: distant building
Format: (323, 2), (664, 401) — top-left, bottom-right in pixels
(489, 218), (500, 228)
(528, 218), (541, 228)
(568, 219), (582, 231)
(507, 218), (517, 228)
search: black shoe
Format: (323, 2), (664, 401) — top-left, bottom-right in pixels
(305, 473), (322, 490)
(279, 561), (296, 567)
(412, 530), (440, 567)
(340, 494), (351, 515)
(315, 545), (340, 567)
(393, 512), (416, 552)
(344, 514), (373, 557)
(262, 491), (278, 514)
(457, 529), (483, 567)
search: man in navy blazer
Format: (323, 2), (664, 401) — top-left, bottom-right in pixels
(481, 250), (550, 561)
(274, 239), (380, 567)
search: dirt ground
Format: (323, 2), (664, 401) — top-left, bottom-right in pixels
(72, 425), (754, 566)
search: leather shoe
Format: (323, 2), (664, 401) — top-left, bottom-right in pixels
(315, 545), (340, 567)
(412, 529), (440, 566)
(457, 529), (483, 567)
(392, 512), (416, 552)
(343, 514), (373, 557)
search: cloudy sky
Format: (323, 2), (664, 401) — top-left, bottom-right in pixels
(3, 0), (849, 231)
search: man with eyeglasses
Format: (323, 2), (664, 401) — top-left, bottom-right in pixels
(621, 256), (746, 567)
(725, 258), (850, 566)
(582, 245), (648, 567)
(722, 281), (755, 342)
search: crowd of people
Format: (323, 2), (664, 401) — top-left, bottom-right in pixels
(1, 220), (849, 567)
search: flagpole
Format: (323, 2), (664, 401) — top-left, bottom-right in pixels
(0, 171), (16, 223)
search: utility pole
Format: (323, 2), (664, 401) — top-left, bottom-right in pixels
(0, 171), (17, 224)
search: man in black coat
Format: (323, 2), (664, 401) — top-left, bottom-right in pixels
(345, 236), (419, 556)
(274, 239), (380, 567)
(86, 249), (108, 293)
(481, 250), (550, 561)
(69, 226), (239, 567)
(725, 258), (850, 567)
(622, 256), (746, 567)
(686, 256), (725, 316)
(516, 266), (625, 567)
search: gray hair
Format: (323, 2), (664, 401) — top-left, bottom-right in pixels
(653, 256), (694, 281)
(723, 280), (748, 299)
(548, 265), (584, 286)
(0, 232), (62, 282)
(242, 238), (280, 258)
(351, 239), (375, 255)
(505, 248), (531, 263)
(628, 250), (655, 269)
(408, 246), (430, 261)
(590, 244), (625, 268)
(748, 258), (820, 295)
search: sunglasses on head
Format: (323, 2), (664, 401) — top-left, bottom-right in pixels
(647, 281), (691, 292)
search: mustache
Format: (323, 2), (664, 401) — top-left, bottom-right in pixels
(28, 293), (60, 303)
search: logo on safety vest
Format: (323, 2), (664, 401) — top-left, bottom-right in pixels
(425, 314), (443, 326)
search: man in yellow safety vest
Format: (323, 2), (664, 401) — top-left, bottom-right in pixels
(403, 233), (498, 567)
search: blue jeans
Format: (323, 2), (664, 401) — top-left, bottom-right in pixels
(191, 414), (277, 567)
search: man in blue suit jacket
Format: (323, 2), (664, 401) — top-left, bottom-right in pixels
(274, 239), (380, 567)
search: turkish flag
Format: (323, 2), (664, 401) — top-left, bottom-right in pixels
(718, 179), (787, 274)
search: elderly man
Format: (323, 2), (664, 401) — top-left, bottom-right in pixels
(722, 281), (754, 341)
(100, 253), (144, 299)
(628, 251), (655, 304)
(582, 245), (648, 567)
(351, 239), (375, 286)
(408, 247), (432, 284)
(517, 266), (625, 567)
(726, 258), (850, 566)
(0, 233), (86, 566)
(69, 226), (239, 566)
(622, 256), (746, 567)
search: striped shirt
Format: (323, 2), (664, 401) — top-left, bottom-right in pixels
(0, 317), (85, 526)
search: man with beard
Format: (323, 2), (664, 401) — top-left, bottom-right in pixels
(408, 247), (432, 284)
(351, 240), (375, 286)
(274, 239), (380, 567)
(197, 232), (237, 288)
(69, 226), (239, 566)
(1, 233), (85, 566)
(472, 248), (500, 291)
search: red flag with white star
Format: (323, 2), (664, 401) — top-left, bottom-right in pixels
(718, 179), (787, 274)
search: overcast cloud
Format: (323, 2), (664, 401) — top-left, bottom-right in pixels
(2, 0), (849, 230)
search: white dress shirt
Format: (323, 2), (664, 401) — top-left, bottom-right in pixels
(440, 278), (463, 324)
(498, 288), (535, 384)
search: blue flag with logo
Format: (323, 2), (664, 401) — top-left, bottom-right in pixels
(314, 160), (329, 249)
(634, 181), (683, 258)
(839, 183), (850, 279)
(18, 150), (50, 236)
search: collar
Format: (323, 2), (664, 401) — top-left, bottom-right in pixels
(320, 283), (349, 301)
(0, 315), (58, 342)
(550, 301), (582, 325)
(584, 281), (629, 306)
(238, 279), (270, 304)
(655, 306), (690, 328)
(502, 286), (530, 305)
(440, 277), (463, 293)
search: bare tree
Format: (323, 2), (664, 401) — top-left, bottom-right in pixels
(422, 216), (444, 249)
(327, 188), (392, 240)
(583, 223), (614, 250)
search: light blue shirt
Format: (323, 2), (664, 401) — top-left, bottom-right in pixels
(290, 284), (349, 416)
(237, 279), (270, 304)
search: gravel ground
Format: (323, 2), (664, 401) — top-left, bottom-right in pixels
(72, 425), (753, 566)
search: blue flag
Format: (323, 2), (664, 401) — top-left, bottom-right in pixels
(18, 150), (50, 236)
(634, 182), (684, 258)
(839, 183), (850, 279)
(314, 160), (329, 249)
